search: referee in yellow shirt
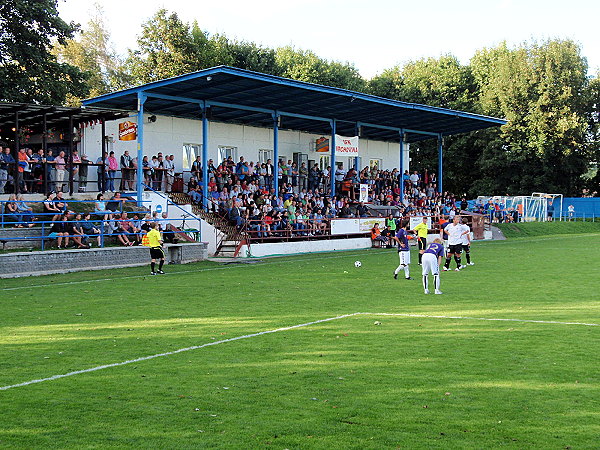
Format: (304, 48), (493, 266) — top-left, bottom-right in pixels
(412, 216), (429, 265)
(147, 222), (165, 275)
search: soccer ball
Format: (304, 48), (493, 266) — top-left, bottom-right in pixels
(354, 260), (362, 268)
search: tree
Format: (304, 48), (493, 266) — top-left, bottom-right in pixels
(471, 40), (594, 195)
(126, 9), (204, 83)
(0, 0), (88, 104)
(275, 46), (366, 91)
(53, 4), (132, 105)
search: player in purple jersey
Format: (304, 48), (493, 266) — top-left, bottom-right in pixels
(422, 237), (444, 294)
(392, 220), (413, 280)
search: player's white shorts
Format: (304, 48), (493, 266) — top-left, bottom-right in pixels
(421, 253), (439, 275)
(398, 250), (410, 266)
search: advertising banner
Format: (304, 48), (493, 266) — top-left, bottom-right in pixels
(118, 121), (137, 141)
(334, 135), (359, 157)
(409, 216), (432, 230)
(358, 218), (385, 233)
(330, 218), (359, 235)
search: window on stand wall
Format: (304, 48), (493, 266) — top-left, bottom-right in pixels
(319, 154), (330, 171)
(258, 149), (273, 164)
(182, 143), (201, 170)
(218, 146), (237, 163)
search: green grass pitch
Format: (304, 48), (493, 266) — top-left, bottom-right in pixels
(1, 230), (599, 448)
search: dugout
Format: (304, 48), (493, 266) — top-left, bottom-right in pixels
(82, 66), (506, 206)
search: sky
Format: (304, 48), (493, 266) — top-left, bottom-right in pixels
(57, 0), (600, 79)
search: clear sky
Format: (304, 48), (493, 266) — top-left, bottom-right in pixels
(58, 0), (599, 78)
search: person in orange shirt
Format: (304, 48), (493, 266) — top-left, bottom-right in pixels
(371, 222), (388, 246)
(17, 148), (31, 193)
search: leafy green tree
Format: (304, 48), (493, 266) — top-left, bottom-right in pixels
(126, 9), (204, 83)
(471, 40), (593, 195)
(275, 46), (365, 91)
(53, 4), (132, 105)
(0, 0), (88, 104)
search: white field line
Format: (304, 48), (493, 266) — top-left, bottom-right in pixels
(1, 312), (598, 392)
(360, 312), (600, 327)
(0, 313), (360, 391)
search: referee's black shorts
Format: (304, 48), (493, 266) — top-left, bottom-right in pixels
(448, 244), (463, 254)
(150, 246), (165, 259)
(418, 237), (427, 251)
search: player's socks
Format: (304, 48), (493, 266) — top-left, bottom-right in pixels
(434, 274), (440, 291)
(403, 265), (410, 279)
(454, 255), (461, 268)
(465, 252), (471, 264)
(151, 262), (155, 272)
(444, 258), (451, 269)
(418, 253), (422, 264)
(158, 260), (164, 270)
(422, 275), (428, 291)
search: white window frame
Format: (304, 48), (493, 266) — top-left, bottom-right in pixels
(183, 143), (201, 170)
(258, 149), (273, 164)
(218, 146), (238, 163)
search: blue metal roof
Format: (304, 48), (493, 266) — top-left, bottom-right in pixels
(83, 66), (505, 143)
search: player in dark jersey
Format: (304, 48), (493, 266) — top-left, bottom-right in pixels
(422, 237), (444, 294)
(392, 220), (412, 280)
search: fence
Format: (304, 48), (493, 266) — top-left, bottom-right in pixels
(0, 161), (187, 196)
(0, 197), (198, 251)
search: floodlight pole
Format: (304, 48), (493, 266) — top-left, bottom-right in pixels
(330, 119), (336, 197)
(136, 92), (147, 206)
(201, 102), (209, 210)
(437, 134), (443, 193)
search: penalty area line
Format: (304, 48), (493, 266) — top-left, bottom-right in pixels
(2, 311), (597, 392)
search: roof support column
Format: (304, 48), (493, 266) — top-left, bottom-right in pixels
(330, 120), (336, 197)
(42, 113), (48, 195)
(354, 124), (360, 171)
(201, 103), (209, 210)
(14, 110), (19, 195)
(437, 134), (443, 194)
(399, 130), (405, 203)
(272, 113), (279, 196)
(68, 114), (74, 195)
(136, 92), (147, 206)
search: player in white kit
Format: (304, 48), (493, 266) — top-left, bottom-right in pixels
(422, 238), (445, 294)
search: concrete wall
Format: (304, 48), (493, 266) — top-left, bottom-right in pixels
(81, 115), (411, 183)
(239, 237), (372, 258)
(0, 243), (208, 278)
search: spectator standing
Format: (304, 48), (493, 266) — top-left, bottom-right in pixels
(107, 151), (118, 191)
(0, 147), (15, 193)
(96, 152), (107, 192)
(78, 154), (90, 192)
(120, 150), (132, 190)
(164, 154), (175, 192)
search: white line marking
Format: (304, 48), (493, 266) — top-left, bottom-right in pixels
(0, 313), (360, 391)
(1, 312), (597, 391)
(359, 312), (600, 327)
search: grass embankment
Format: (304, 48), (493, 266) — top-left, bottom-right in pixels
(496, 220), (600, 238)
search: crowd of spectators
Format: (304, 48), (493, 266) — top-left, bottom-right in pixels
(1, 190), (177, 249)
(0, 146), (179, 195)
(183, 155), (472, 238)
